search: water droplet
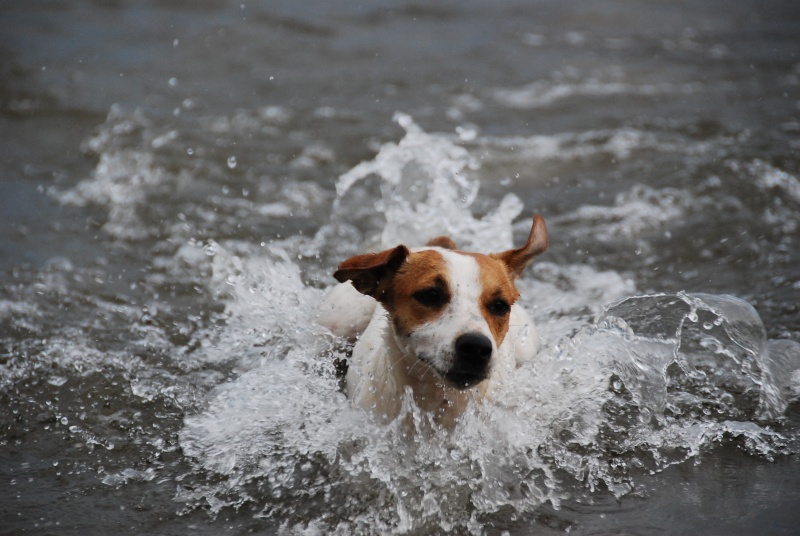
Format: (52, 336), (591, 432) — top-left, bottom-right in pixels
(60, 417), (69, 425)
(227, 156), (237, 169)
(168, 77), (178, 87)
(47, 376), (68, 387)
(202, 243), (218, 257)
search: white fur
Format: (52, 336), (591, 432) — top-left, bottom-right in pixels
(317, 281), (376, 339)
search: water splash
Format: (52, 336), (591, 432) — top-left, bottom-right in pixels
(176, 117), (800, 534)
(333, 113), (523, 253)
(55, 149), (172, 240)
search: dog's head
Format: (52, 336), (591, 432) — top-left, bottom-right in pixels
(333, 216), (548, 390)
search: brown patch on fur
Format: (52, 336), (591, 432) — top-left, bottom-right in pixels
(492, 215), (548, 279)
(334, 245), (409, 303)
(472, 254), (520, 346)
(425, 236), (458, 250)
(384, 250), (451, 336)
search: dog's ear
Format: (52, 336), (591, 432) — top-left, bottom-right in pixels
(425, 236), (457, 250)
(333, 245), (410, 299)
(492, 215), (548, 279)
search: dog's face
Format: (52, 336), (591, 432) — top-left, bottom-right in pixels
(385, 248), (521, 388)
(334, 216), (548, 390)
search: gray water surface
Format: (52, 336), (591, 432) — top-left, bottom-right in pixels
(2, 1), (800, 534)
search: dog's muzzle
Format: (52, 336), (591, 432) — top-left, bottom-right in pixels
(445, 332), (493, 389)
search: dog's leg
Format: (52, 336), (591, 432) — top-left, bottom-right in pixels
(345, 306), (405, 420)
(318, 282), (377, 340)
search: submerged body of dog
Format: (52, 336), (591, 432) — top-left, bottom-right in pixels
(319, 216), (549, 427)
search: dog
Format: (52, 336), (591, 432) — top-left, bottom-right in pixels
(318, 216), (548, 427)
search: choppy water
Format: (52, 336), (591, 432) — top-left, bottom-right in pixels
(2, 1), (800, 535)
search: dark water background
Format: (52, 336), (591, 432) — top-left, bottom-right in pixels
(2, 1), (800, 534)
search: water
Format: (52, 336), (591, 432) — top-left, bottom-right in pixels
(2, 1), (800, 534)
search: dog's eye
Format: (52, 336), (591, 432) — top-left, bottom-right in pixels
(413, 287), (447, 308)
(487, 299), (511, 317)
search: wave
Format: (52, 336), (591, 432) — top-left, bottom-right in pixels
(176, 116), (800, 533)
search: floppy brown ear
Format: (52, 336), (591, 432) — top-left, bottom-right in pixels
(333, 245), (410, 299)
(492, 215), (548, 279)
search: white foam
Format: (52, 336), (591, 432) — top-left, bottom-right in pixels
(174, 117), (796, 533)
(53, 149), (171, 240)
(520, 262), (636, 342)
(478, 125), (719, 166)
(0, 300), (39, 325)
(494, 79), (699, 109)
(552, 184), (696, 242)
(334, 113), (522, 253)
(740, 159), (800, 235)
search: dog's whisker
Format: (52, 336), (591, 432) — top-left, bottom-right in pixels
(386, 352), (407, 374)
(407, 354), (433, 377)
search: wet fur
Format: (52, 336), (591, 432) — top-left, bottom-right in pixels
(318, 216), (548, 427)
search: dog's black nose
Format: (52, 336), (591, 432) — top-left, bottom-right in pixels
(454, 333), (493, 369)
(447, 333), (493, 388)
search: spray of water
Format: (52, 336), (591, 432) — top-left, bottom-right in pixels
(176, 115), (800, 534)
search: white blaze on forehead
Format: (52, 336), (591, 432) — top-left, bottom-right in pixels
(393, 247), (497, 375)
(440, 250), (493, 337)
